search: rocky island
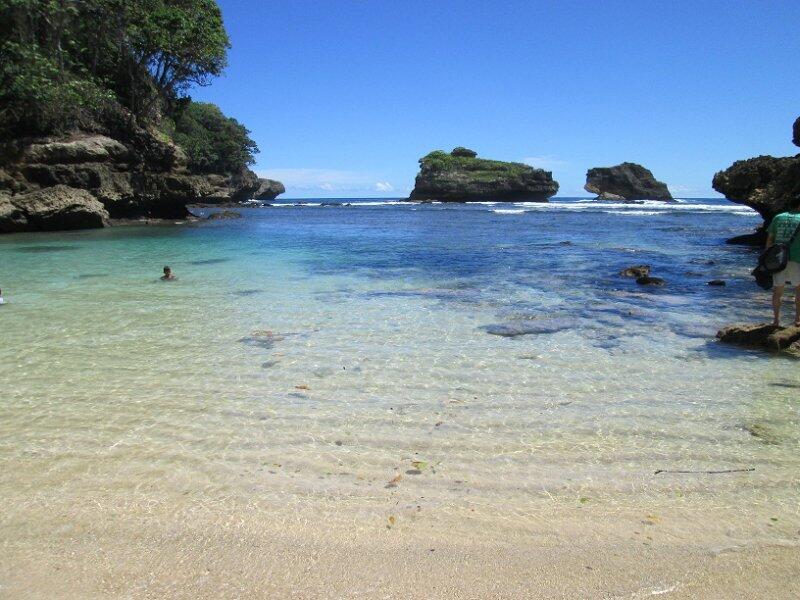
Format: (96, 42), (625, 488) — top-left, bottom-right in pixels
(584, 162), (673, 201)
(712, 116), (800, 244)
(409, 148), (559, 202)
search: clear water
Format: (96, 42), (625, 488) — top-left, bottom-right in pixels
(1, 198), (798, 534)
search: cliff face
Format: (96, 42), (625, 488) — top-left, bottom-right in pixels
(0, 124), (272, 233)
(712, 118), (800, 228)
(409, 148), (559, 202)
(584, 163), (673, 201)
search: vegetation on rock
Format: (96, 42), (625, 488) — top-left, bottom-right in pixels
(410, 148), (559, 201)
(165, 101), (258, 174)
(0, 0), (256, 173)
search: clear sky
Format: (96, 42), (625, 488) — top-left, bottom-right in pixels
(191, 0), (800, 198)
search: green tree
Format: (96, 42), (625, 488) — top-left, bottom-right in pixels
(0, 0), (232, 131)
(168, 101), (258, 173)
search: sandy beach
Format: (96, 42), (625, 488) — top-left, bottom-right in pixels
(3, 491), (799, 599)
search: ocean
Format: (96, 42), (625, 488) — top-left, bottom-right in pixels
(1, 197), (798, 596)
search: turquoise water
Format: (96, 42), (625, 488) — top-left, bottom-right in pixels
(1, 198), (799, 529)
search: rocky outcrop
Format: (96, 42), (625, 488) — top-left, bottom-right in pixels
(0, 127), (262, 233)
(0, 185), (108, 232)
(717, 323), (800, 358)
(794, 117), (800, 148)
(712, 116), (800, 243)
(207, 210), (242, 220)
(712, 155), (800, 223)
(584, 163), (673, 201)
(198, 167), (260, 203)
(254, 178), (285, 200)
(409, 148), (559, 202)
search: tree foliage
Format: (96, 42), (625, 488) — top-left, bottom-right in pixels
(167, 101), (258, 173)
(0, 0), (251, 172)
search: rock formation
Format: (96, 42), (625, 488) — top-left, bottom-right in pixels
(717, 323), (800, 358)
(712, 116), (800, 244)
(584, 163), (673, 201)
(207, 210), (243, 220)
(0, 125), (264, 233)
(0, 185), (108, 233)
(619, 265), (651, 278)
(794, 117), (800, 148)
(409, 148), (559, 202)
(254, 178), (286, 200)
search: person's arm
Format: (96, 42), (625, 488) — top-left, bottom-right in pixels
(766, 217), (778, 248)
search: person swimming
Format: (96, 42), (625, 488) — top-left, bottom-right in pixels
(160, 266), (177, 281)
(0, 288), (4, 304)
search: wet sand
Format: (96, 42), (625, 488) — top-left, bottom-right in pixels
(2, 491), (799, 599)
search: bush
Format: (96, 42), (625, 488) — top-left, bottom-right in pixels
(168, 101), (258, 173)
(0, 41), (114, 136)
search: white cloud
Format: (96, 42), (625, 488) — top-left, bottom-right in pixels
(375, 181), (394, 192)
(522, 156), (569, 171)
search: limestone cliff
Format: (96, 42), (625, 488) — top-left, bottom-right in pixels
(0, 122), (275, 233)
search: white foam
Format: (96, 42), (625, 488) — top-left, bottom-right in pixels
(493, 209), (526, 214)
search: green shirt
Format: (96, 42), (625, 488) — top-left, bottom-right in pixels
(767, 212), (800, 262)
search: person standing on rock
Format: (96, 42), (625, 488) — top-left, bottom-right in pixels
(766, 209), (800, 326)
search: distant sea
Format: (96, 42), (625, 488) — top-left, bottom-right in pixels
(2, 196), (798, 581)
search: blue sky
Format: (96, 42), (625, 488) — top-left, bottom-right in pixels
(192, 0), (800, 198)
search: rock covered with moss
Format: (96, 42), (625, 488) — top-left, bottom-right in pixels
(409, 148), (559, 202)
(584, 162), (673, 201)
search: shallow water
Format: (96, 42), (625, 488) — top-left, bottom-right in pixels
(1, 198), (799, 549)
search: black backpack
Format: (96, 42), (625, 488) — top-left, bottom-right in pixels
(759, 220), (800, 273)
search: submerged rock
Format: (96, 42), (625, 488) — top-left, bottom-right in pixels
(584, 163), (673, 201)
(620, 265), (651, 278)
(239, 330), (286, 349)
(409, 148), (559, 202)
(481, 318), (576, 337)
(717, 323), (800, 358)
(713, 116), (800, 243)
(707, 279), (726, 286)
(636, 276), (666, 286)
(207, 210), (242, 220)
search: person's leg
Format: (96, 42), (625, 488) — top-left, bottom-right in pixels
(772, 284), (785, 326)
